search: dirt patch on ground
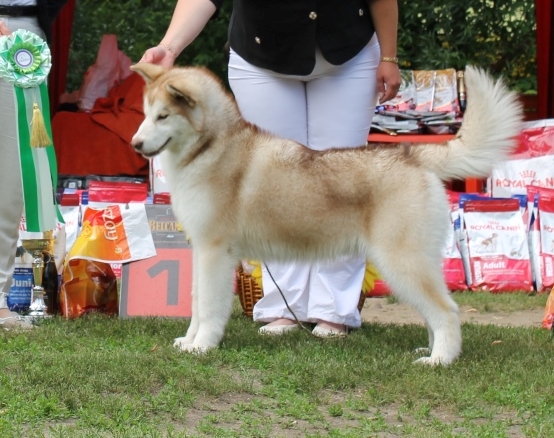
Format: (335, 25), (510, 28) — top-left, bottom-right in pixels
(361, 297), (544, 328)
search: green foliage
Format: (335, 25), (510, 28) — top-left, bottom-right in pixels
(397, 0), (537, 93)
(66, 0), (231, 91)
(66, 0), (537, 93)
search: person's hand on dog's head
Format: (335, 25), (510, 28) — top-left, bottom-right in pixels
(0, 20), (12, 37)
(140, 45), (175, 70)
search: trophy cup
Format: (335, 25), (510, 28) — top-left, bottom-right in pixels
(21, 230), (55, 318)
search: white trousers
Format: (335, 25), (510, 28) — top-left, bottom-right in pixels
(0, 16), (44, 308)
(228, 36), (380, 327)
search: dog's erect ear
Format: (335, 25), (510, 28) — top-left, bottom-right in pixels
(130, 62), (166, 84)
(167, 84), (196, 108)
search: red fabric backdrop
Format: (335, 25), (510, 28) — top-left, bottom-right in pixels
(48, 0), (75, 116)
(535, 0), (554, 119)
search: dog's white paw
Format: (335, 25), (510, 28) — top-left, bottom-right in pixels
(413, 354), (457, 366)
(414, 347), (431, 355)
(413, 356), (443, 366)
(173, 337), (212, 354)
(173, 335), (193, 346)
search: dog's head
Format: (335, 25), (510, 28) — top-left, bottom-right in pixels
(130, 63), (228, 159)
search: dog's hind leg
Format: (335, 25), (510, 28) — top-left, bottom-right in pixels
(372, 253), (462, 366)
(174, 246), (236, 353)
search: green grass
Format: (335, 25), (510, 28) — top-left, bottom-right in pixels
(452, 290), (549, 313)
(1, 293), (553, 437)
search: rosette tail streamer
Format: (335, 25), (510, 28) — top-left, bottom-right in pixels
(0, 29), (62, 232)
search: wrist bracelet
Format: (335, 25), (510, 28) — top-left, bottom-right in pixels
(158, 42), (177, 57)
(380, 56), (399, 64)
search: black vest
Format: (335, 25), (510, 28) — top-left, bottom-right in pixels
(224, 0), (375, 75)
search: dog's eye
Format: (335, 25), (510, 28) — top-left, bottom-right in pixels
(157, 114), (169, 121)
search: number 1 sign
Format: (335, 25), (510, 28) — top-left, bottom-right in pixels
(119, 205), (193, 317)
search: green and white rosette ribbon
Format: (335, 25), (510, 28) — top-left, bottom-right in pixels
(0, 29), (62, 232)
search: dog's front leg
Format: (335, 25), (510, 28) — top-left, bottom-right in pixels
(174, 249), (200, 347)
(174, 246), (236, 353)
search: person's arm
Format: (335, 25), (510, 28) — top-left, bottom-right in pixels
(0, 19), (12, 36)
(140, 0), (218, 69)
(368, 0), (401, 103)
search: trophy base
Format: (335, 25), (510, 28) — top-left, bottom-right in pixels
(28, 296), (50, 319)
(27, 311), (51, 318)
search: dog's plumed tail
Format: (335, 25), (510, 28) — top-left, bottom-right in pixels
(413, 66), (523, 181)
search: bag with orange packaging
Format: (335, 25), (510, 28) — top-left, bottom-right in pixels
(60, 259), (119, 317)
(60, 203), (156, 318)
(543, 285), (554, 330)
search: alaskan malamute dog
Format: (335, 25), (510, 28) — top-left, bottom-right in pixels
(131, 63), (521, 365)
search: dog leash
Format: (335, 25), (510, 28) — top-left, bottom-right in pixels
(262, 261), (317, 336)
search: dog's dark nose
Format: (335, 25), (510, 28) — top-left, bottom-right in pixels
(132, 140), (143, 151)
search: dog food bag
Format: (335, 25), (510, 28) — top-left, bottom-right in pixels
(59, 205), (81, 254)
(463, 198), (533, 292)
(491, 154), (554, 198)
(432, 69), (458, 113)
(491, 120), (554, 198)
(59, 258), (118, 318)
(442, 191), (468, 290)
(526, 185), (541, 230)
(529, 187), (554, 292)
(66, 204), (156, 264)
(527, 186), (542, 290)
(88, 180), (149, 204)
(511, 119), (554, 160)
(442, 220), (467, 291)
(413, 70), (436, 113)
(457, 193), (492, 288)
(150, 155), (171, 197)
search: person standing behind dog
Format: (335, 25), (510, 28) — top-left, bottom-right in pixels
(0, 0), (68, 329)
(140, 0), (401, 337)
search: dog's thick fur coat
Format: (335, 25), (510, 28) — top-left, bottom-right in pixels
(131, 63), (522, 365)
